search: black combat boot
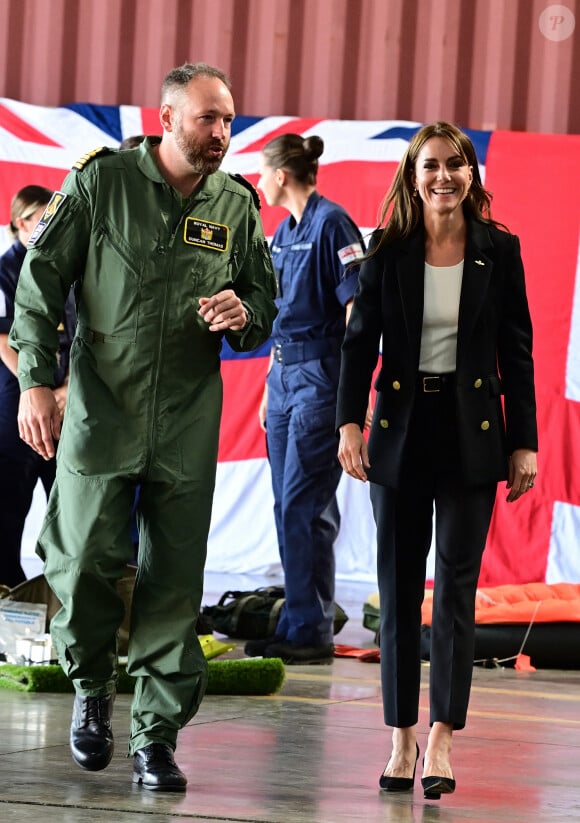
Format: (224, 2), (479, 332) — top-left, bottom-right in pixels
(70, 693), (115, 771)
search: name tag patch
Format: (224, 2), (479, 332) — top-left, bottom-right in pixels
(28, 191), (67, 247)
(184, 217), (229, 252)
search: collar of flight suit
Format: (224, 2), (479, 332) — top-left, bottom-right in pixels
(135, 136), (228, 203)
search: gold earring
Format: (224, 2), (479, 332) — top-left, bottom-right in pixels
(412, 189), (418, 198)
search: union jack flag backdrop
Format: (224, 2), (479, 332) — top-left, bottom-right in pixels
(2, 98), (579, 587)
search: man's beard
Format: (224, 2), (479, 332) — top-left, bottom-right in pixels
(174, 125), (229, 175)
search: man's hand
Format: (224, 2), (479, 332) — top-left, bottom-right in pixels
(53, 382), (68, 420)
(199, 290), (248, 331)
(18, 386), (61, 460)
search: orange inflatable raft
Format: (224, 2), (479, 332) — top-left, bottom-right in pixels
(420, 582), (580, 669)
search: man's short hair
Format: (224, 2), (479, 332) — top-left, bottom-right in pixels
(161, 63), (231, 103)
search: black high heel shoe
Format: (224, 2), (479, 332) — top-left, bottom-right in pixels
(421, 775), (456, 800)
(379, 742), (419, 792)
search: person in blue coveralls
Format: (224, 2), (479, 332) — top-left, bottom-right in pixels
(0, 185), (75, 588)
(245, 133), (366, 664)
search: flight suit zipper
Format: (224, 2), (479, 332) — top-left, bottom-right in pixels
(143, 194), (188, 476)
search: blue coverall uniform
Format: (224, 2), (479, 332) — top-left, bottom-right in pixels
(266, 191), (363, 645)
(0, 239), (76, 587)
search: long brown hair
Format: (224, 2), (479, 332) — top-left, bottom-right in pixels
(371, 121), (506, 255)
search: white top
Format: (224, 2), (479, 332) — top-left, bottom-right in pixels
(419, 260), (464, 373)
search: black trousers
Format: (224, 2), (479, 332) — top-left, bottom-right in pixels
(370, 378), (497, 731)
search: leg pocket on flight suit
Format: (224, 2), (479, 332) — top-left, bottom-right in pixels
(35, 484), (62, 562)
(289, 356), (339, 395)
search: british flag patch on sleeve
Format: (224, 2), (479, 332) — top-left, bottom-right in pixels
(337, 241), (364, 266)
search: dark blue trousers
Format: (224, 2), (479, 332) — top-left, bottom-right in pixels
(266, 357), (342, 645)
(0, 447), (55, 588)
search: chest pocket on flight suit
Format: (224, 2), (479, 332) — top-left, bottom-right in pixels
(84, 217), (143, 341)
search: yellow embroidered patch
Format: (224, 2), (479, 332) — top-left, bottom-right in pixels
(184, 217), (229, 252)
(28, 192), (68, 247)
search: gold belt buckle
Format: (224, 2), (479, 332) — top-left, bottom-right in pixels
(423, 376), (440, 393)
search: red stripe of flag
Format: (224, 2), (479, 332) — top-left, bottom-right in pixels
(479, 130), (580, 586)
(219, 358), (269, 461)
(0, 162), (68, 221)
(139, 107), (162, 137)
(0, 104), (62, 147)
(235, 118), (325, 154)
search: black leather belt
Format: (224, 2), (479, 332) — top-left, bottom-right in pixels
(273, 338), (342, 365)
(419, 373), (456, 393)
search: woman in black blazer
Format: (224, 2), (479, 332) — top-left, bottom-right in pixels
(336, 122), (537, 800)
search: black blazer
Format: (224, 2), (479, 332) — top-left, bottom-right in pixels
(336, 220), (538, 488)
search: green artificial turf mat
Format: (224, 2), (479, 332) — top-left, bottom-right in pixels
(0, 657), (285, 695)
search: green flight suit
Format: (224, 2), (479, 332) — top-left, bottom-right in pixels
(10, 138), (277, 753)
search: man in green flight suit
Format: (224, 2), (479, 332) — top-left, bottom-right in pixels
(9, 62), (277, 791)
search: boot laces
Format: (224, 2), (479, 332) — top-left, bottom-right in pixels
(82, 696), (111, 728)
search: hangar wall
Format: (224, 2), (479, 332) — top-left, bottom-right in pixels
(0, 0), (577, 133)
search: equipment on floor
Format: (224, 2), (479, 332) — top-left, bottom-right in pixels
(363, 584), (580, 669)
(202, 586), (349, 640)
(0, 567), (213, 659)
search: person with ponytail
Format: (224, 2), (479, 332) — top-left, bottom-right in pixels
(245, 133), (366, 665)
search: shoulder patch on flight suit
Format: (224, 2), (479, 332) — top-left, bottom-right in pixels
(229, 173), (261, 210)
(72, 146), (115, 171)
(28, 191), (68, 247)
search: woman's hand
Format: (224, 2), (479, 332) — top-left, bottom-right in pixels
(506, 448), (537, 502)
(338, 423), (370, 482)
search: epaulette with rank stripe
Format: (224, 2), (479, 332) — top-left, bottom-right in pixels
(229, 173), (261, 211)
(72, 146), (115, 171)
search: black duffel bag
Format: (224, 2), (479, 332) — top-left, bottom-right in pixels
(202, 586), (348, 640)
